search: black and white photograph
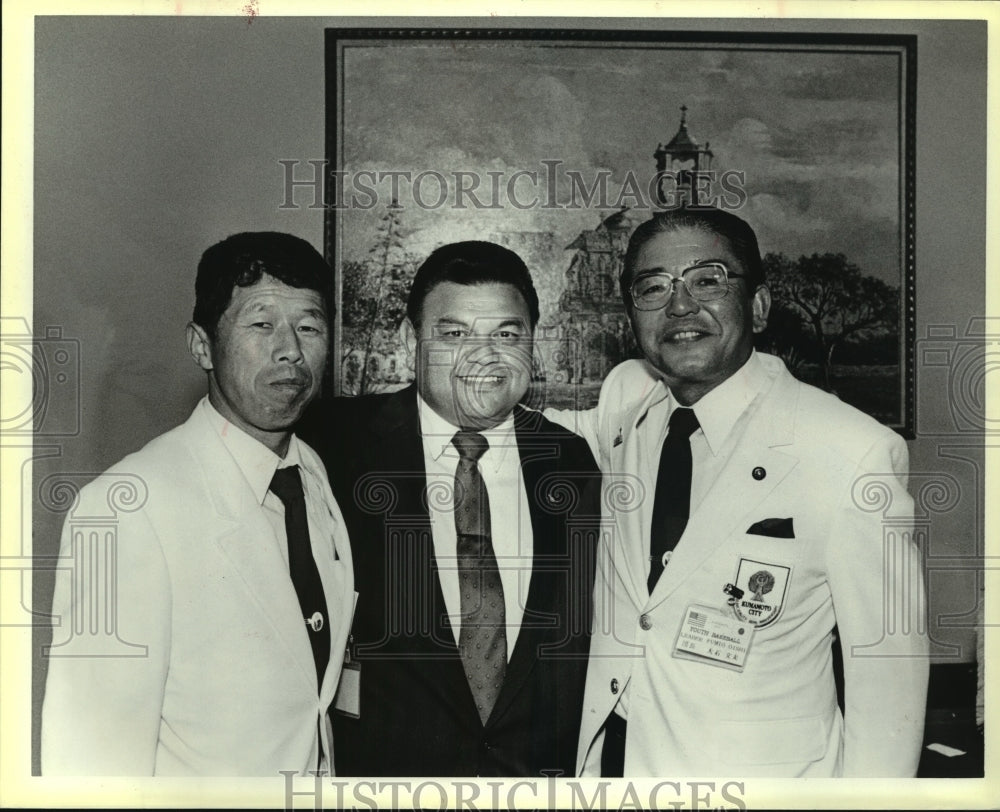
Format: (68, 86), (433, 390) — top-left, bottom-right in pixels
(0, 3), (993, 809)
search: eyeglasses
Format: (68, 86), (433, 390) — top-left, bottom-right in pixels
(629, 262), (745, 311)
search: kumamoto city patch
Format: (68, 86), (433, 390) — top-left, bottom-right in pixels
(730, 558), (791, 628)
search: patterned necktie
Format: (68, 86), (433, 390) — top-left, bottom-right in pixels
(269, 465), (330, 689)
(451, 430), (507, 725)
(648, 407), (700, 593)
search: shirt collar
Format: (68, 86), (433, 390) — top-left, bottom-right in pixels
(416, 392), (517, 468)
(669, 351), (770, 456)
(200, 396), (304, 505)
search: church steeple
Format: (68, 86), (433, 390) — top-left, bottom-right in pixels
(654, 106), (714, 206)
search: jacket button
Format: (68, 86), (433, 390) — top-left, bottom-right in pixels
(610, 678), (619, 694)
(639, 614), (652, 630)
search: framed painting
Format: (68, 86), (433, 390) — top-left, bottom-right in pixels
(325, 29), (916, 436)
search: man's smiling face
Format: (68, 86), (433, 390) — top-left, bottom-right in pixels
(403, 281), (534, 430)
(626, 226), (770, 405)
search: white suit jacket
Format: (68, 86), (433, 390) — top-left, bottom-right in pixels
(549, 354), (928, 777)
(41, 400), (354, 775)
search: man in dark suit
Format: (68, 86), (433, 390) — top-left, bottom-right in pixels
(303, 241), (600, 777)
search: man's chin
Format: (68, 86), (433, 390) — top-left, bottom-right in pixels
(650, 352), (715, 383)
(455, 409), (510, 431)
(453, 394), (523, 430)
(259, 401), (310, 430)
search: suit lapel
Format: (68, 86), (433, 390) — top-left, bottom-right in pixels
(487, 407), (560, 721)
(370, 389), (473, 701)
(182, 406), (319, 692)
(648, 362), (802, 609)
(610, 384), (673, 611)
(311, 468), (352, 706)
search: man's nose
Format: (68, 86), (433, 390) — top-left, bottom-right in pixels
(273, 324), (304, 363)
(664, 279), (701, 317)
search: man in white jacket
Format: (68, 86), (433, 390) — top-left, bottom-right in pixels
(547, 207), (928, 777)
(42, 232), (354, 775)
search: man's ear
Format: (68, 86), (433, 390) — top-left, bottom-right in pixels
(399, 318), (417, 372)
(751, 285), (771, 334)
(187, 322), (214, 372)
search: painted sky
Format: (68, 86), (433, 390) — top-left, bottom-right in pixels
(336, 40), (903, 285)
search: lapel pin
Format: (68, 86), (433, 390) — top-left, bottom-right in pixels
(613, 428), (623, 448)
(723, 582), (745, 602)
(752, 466), (766, 481)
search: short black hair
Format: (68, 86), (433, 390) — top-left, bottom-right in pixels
(620, 207), (765, 306)
(406, 240), (540, 328)
(193, 232), (334, 338)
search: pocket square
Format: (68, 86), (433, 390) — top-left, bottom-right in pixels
(746, 517), (795, 538)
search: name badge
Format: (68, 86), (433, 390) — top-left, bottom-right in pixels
(334, 635), (361, 718)
(334, 661), (361, 718)
(673, 604), (755, 671)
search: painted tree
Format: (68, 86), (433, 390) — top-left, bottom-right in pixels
(762, 252), (898, 390)
(755, 297), (812, 375)
(342, 200), (413, 395)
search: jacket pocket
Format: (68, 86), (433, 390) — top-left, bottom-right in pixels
(708, 713), (830, 765)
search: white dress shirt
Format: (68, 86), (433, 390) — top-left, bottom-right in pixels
(201, 398), (337, 571)
(416, 394), (534, 656)
(644, 350), (773, 516)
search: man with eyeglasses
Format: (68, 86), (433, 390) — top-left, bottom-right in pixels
(546, 207), (928, 777)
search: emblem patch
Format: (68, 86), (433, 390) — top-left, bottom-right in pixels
(730, 557), (791, 628)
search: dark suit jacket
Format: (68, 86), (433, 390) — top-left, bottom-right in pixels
(302, 386), (600, 777)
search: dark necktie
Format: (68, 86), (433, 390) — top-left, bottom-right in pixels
(648, 407), (700, 593)
(452, 430), (507, 725)
(269, 465), (330, 689)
